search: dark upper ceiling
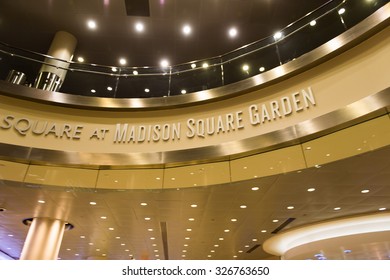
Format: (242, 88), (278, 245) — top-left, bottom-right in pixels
(0, 0), (330, 67)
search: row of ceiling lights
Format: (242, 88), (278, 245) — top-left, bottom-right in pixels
(78, 7), (348, 68)
(2, 184), (388, 260)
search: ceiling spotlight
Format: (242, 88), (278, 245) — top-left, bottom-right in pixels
(191, 63), (196, 69)
(135, 22), (144, 32)
(309, 20), (317, 26)
(160, 59), (169, 68)
(273, 31), (283, 40)
(361, 189), (370, 194)
(111, 67), (118, 72)
(242, 64), (249, 72)
(133, 70), (139, 75)
(334, 207), (341, 211)
(259, 67), (265, 72)
(251, 187), (259, 191)
(191, 204), (197, 208)
(231, 218), (237, 222)
(77, 57), (85, 63)
(119, 58), (127, 65)
(87, 20), (97, 30)
(338, 8), (346, 15)
(181, 89), (187, 94)
(272, 219), (279, 223)
(144, 88), (150, 93)
(90, 89), (96, 93)
(307, 187), (316, 192)
(287, 206), (295, 210)
(228, 27), (238, 38)
(89, 201), (97, 205)
(202, 62), (209, 68)
(107, 86), (113, 91)
(240, 205), (247, 209)
(38, 200), (45, 204)
(140, 202), (148, 206)
(182, 24), (192, 35)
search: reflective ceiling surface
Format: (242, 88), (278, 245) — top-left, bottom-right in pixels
(0, 0), (330, 66)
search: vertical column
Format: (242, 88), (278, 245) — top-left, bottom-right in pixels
(20, 217), (66, 260)
(34, 31), (77, 92)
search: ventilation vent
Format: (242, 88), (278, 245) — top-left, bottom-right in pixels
(246, 244), (261, 253)
(160, 222), (169, 260)
(124, 0), (150, 17)
(272, 218), (296, 234)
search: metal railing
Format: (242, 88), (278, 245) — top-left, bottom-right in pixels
(0, 0), (387, 99)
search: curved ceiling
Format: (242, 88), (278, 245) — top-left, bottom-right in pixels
(0, 0), (329, 67)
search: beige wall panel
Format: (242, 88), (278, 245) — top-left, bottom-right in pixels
(96, 169), (164, 190)
(163, 161), (231, 189)
(231, 145), (307, 182)
(303, 115), (390, 167)
(25, 165), (98, 188)
(0, 160), (28, 181)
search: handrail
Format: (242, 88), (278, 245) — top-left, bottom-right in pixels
(0, 0), (388, 100)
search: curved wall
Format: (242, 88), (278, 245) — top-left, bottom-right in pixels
(0, 24), (389, 166)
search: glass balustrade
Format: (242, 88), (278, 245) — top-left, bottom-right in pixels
(0, 0), (387, 99)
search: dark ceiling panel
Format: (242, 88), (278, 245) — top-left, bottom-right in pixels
(125, 0), (151, 17)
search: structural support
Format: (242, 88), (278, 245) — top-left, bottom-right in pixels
(20, 217), (66, 260)
(34, 31), (77, 92)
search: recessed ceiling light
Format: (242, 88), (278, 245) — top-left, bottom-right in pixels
(309, 20), (317, 26)
(307, 188), (316, 192)
(77, 57), (85, 63)
(191, 204), (197, 208)
(38, 200), (45, 204)
(191, 63), (196, 69)
(90, 89), (96, 93)
(228, 27), (238, 38)
(361, 189), (370, 194)
(121, 243), (126, 246)
(202, 62), (209, 68)
(184, 244), (189, 247)
(186, 228), (192, 232)
(160, 59), (169, 68)
(133, 70), (139, 75)
(240, 205), (247, 209)
(171, 177), (176, 181)
(272, 219), (279, 223)
(344, 249), (352, 254)
(108, 227), (114, 231)
(252, 238), (258, 242)
(181, 89), (187, 94)
(135, 22), (144, 32)
(242, 64), (249, 71)
(111, 67), (118, 72)
(338, 8), (346, 15)
(115, 236), (120, 239)
(185, 237), (190, 240)
(231, 218), (237, 222)
(89, 201), (97, 205)
(287, 206), (295, 210)
(182, 24), (192, 35)
(261, 230), (267, 233)
(379, 208), (387, 211)
(156, 177), (161, 180)
(8, 234), (13, 237)
(251, 187), (259, 191)
(119, 58), (127, 65)
(238, 250), (243, 253)
(144, 88), (150, 93)
(259, 67), (265, 72)
(150, 237), (155, 240)
(87, 20), (97, 30)
(100, 216), (107, 219)
(224, 229), (230, 233)
(214, 244), (219, 247)
(107, 86), (113, 91)
(334, 207), (341, 211)
(140, 202), (148, 206)
(273, 31), (283, 40)
(148, 229), (153, 232)
(188, 218), (195, 221)
(219, 237), (224, 241)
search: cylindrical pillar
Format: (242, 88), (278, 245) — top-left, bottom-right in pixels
(34, 31), (77, 92)
(20, 217), (66, 260)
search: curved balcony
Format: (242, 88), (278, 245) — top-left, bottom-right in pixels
(0, 0), (388, 109)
